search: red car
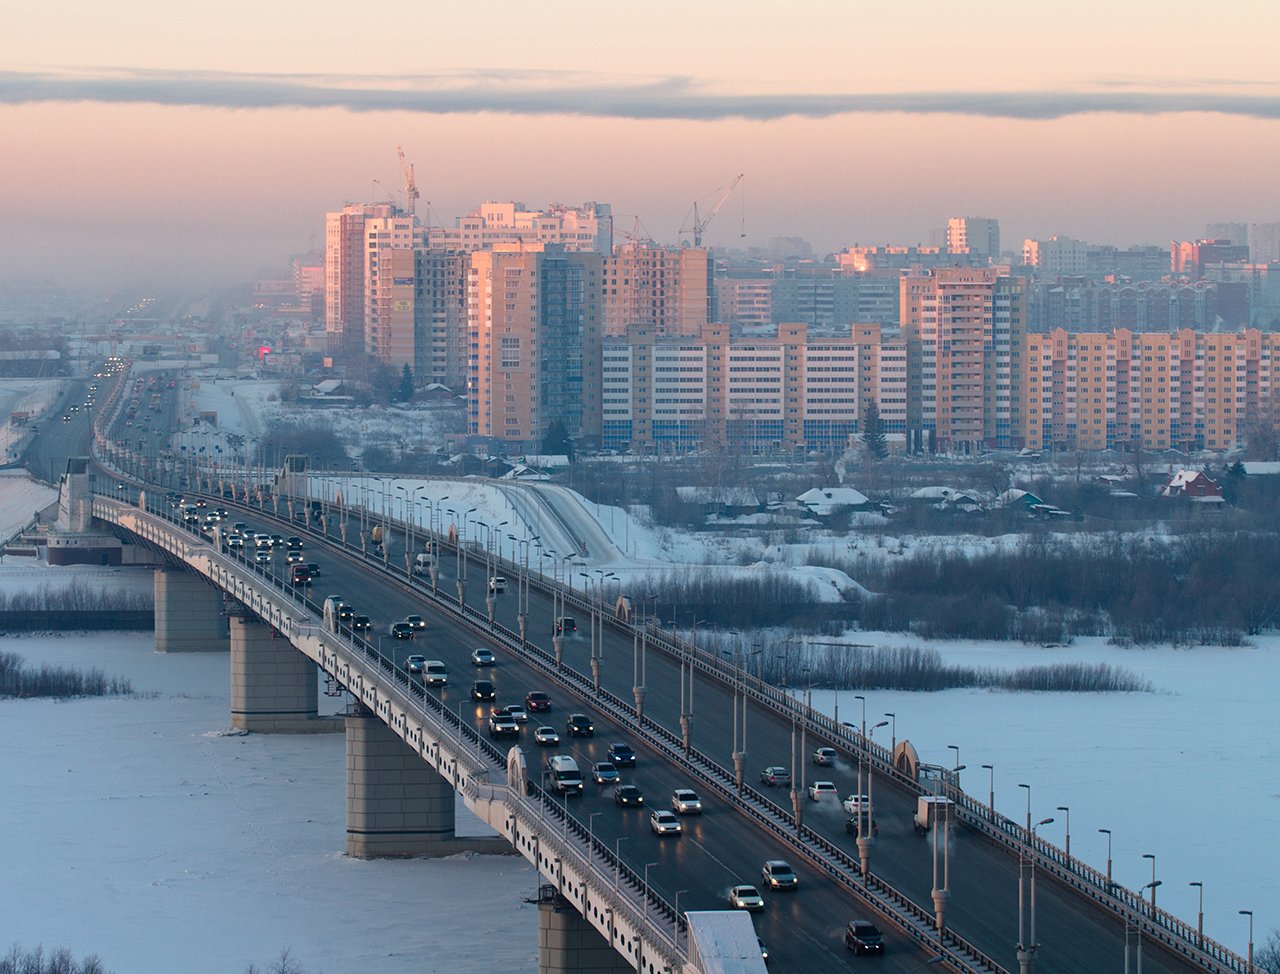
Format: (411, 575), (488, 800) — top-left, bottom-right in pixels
(525, 691), (551, 712)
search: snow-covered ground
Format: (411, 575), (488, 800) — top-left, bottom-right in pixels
(0, 630), (535, 974)
(0, 468), (59, 542)
(0, 378), (64, 462)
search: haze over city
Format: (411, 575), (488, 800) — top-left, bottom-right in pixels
(7, 0), (1280, 292)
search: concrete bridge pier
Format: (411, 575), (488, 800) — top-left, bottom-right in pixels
(154, 568), (227, 653)
(230, 616), (324, 732)
(345, 706), (504, 858)
(538, 894), (632, 974)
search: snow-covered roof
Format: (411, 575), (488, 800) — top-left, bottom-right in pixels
(312, 378), (342, 394)
(519, 454), (570, 470)
(796, 486), (869, 516)
(1165, 469), (1206, 489)
(910, 485), (960, 500)
(995, 488), (1044, 507)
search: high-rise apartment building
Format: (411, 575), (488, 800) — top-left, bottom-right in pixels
(1023, 236), (1089, 277)
(429, 201), (612, 254)
(468, 244), (602, 449)
(1171, 239), (1249, 278)
(601, 243), (712, 337)
(1248, 222), (1280, 264)
(325, 203), (395, 353)
(1206, 223), (1248, 247)
(947, 217), (1001, 258)
(901, 268), (1026, 452)
(362, 214), (417, 368)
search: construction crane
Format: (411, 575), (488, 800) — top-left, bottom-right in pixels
(397, 144), (420, 223)
(680, 173), (744, 247)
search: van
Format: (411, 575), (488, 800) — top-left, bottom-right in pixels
(547, 755), (584, 795)
(489, 575), (506, 593)
(413, 552), (435, 576)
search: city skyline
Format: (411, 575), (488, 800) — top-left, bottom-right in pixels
(7, 1), (1280, 292)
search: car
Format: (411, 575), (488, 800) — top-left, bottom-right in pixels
(591, 762), (619, 785)
(289, 564), (311, 585)
(758, 940), (770, 965)
(352, 615), (372, 633)
(566, 713), (594, 737)
(533, 726), (560, 746)
(761, 860), (798, 890)
(607, 742), (636, 767)
(613, 784), (644, 807)
(405, 655), (426, 673)
(729, 885), (765, 912)
(498, 704), (527, 723)
(524, 690), (551, 712)
(285, 550), (304, 564)
(423, 660), (448, 686)
(285, 536), (302, 549)
(254, 548), (272, 564)
(845, 816), (879, 838)
(471, 647), (496, 667)
(488, 575), (506, 593)
(760, 767), (791, 788)
(405, 614), (426, 630)
(813, 746), (838, 766)
(391, 622), (415, 640)
(306, 563), (322, 577)
(61, 414), (70, 422)
(336, 604), (355, 623)
(554, 616), (577, 635)
(470, 680), (496, 702)
(842, 794), (871, 815)
(844, 920), (885, 955)
(808, 780), (838, 801)
(227, 535), (245, 549)
(488, 712), (519, 738)
(671, 789), (703, 814)
(269, 534), (283, 547)
(650, 809), (682, 835)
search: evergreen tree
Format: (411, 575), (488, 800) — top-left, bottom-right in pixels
(542, 419), (573, 459)
(862, 398), (888, 460)
(396, 364), (415, 403)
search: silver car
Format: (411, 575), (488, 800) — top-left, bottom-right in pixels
(672, 788), (703, 814)
(650, 809), (682, 836)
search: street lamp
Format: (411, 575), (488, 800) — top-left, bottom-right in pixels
(643, 862), (659, 923)
(587, 811), (601, 858)
(981, 764), (994, 818)
(1017, 816), (1055, 972)
(1189, 881), (1203, 948)
(1142, 853), (1158, 910)
(1056, 806), (1070, 861)
(1239, 909), (1253, 974)
(1018, 782), (1032, 836)
(884, 712), (896, 754)
(857, 719), (889, 879)
(1098, 828), (1113, 888)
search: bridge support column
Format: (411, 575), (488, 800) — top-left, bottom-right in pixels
(538, 896), (631, 974)
(154, 568), (227, 653)
(230, 616), (323, 732)
(346, 706), (502, 858)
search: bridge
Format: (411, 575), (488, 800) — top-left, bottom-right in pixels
(40, 365), (1252, 974)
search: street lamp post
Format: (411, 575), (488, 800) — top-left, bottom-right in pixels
(884, 711), (896, 755)
(1143, 854), (1158, 911)
(1189, 881), (1203, 948)
(857, 719), (888, 879)
(1017, 816), (1054, 974)
(1098, 828), (1113, 889)
(1018, 782), (1032, 836)
(613, 836), (628, 891)
(1239, 909), (1253, 974)
(1056, 806), (1071, 861)
(981, 764), (994, 818)
(643, 862), (658, 923)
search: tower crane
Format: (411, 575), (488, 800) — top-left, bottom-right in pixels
(680, 173), (744, 247)
(397, 144), (420, 223)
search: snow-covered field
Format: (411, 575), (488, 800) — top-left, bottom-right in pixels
(0, 468), (59, 542)
(0, 378), (64, 462)
(0, 630), (535, 974)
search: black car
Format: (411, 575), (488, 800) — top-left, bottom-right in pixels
(471, 680), (496, 702)
(391, 622), (415, 640)
(607, 742), (636, 767)
(566, 713), (594, 737)
(845, 920), (885, 955)
(613, 784), (644, 807)
(352, 615), (372, 632)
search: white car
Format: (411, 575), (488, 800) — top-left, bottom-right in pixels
(650, 809), (682, 836)
(534, 726), (560, 746)
(813, 746), (838, 766)
(672, 788), (703, 814)
(423, 660), (448, 686)
(761, 860), (799, 890)
(471, 647), (496, 667)
(729, 885), (765, 911)
(843, 793), (872, 815)
(809, 780), (838, 801)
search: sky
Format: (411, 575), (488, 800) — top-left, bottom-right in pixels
(6, 0), (1280, 294)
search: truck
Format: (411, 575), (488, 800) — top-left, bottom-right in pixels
(914, 795), (955, 834)
(547, 755), (584, 795)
